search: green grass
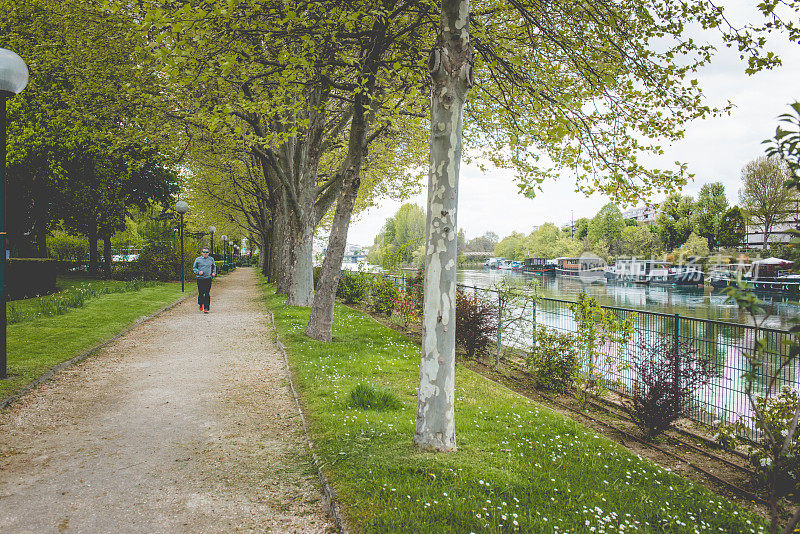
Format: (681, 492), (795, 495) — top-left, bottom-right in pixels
(1, 281), (184, 401)
(7, 275), (160, 324)
(261, 278), (768, 533)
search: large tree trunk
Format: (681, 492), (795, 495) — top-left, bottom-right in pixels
(285, 207), (315, 306)
(274, 195), (291, 294)
(414, 0), (473, 452)
(305, 169), (361, 340)
(87, 223), (99, 274)
(102, 235), (112, 276)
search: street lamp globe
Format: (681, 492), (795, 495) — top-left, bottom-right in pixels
(0, 49), (29, 95)
(174, 200), (189, 214)
(208, 226), (216, 235)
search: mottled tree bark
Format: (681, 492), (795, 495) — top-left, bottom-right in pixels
(414, 0), (473, 452)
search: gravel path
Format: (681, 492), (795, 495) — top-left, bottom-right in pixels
(0, 268), (334, 533)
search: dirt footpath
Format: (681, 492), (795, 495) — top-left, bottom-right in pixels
(0, 267), (333, 533)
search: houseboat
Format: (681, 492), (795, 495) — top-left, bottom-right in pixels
(605, 259), (671, 284)
(555, 256), (606, 281)
(708, 263), (750, 288)
(745, 257), (800, 294)
(667, 264), (705, 286)
(523, 257), (554, 274)
(485, 257), (507, 269)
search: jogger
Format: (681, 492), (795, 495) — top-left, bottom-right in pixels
(192, 247), (217, 313)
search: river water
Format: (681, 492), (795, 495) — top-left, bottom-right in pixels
(457, 267), (800, 330)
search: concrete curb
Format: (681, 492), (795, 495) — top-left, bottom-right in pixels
(0, 291), (196, 411)
(267, 310), (350, 534)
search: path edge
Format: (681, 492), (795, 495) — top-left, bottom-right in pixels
(0, 291), (196, 411)
(267, 310), (351, 534)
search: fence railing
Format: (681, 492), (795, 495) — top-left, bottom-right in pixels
(385, 272), (798, 437)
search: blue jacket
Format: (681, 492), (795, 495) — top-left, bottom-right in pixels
(192, 256), (217, 279)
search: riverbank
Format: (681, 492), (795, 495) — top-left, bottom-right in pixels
(263, 278), (769, 532)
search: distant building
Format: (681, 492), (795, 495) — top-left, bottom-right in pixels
(342, 244), (368, 264)
(744, 200), (800, 249)
(623, 204), (660, 225)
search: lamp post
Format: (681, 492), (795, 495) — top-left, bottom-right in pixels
(221, 235), (227, 267)
(0, 49), (29, 380)
(174, 201), (189, 292)
(208, 226), (216, 257)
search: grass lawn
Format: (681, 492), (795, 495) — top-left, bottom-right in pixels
(1, 280), (185, 401)
(262, 279), (768, 533)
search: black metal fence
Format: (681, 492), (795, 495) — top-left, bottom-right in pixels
(386, 272), (798, 436)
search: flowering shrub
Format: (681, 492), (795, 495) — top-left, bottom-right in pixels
(369, 275), (398, 315)
(455, 289), (497, 358)
(628, 335), (716, 439)
(391, 288), (419, 329)
(526, 325), (578, 393)
(711, 420), (741, 452)
(747, 387), (800, 498)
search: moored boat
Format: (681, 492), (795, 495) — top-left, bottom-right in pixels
(605, 259), (671, 284)
(523, 257), (554, 274)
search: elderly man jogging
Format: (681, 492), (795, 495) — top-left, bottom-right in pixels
(193, 247), (217, 313)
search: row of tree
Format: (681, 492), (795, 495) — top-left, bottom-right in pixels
(2, 0), (181, 273)
(490, 155), (793, 261)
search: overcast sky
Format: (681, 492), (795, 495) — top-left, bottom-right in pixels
(346, 1), (800, 247)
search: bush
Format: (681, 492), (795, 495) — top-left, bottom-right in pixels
(348, 383), (403, 410)
(8, 258), (58, 299)
(337, 271), (370, 304)
(47, 233), (88, 262)
(391, 288), (420, 329)
(455, 288), (497, 358)
(406, 267), (424, 309)
(747, 387), (800, 497)
(628, 335), (716, 439)
(112, 242), (195, 282)
(527, 325), (578, 392)
(369, 275), (398, 315)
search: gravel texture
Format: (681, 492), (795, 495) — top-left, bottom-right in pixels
(0, 268), (334, 533)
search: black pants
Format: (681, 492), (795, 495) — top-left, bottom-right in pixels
(197, 278), (212, 310)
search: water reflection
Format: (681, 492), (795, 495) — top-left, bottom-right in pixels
(457, 268), (800, 330)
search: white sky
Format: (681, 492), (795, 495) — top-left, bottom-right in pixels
(346, 1), (800, 246)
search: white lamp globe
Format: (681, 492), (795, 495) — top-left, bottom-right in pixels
(174, 200), (189, 214)
(208, 226), (216, 234)
(0, 49), (29, 95)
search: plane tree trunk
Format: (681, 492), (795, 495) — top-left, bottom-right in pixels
(414, 0), (473, 453)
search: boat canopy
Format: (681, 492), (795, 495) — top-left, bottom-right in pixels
(751, 257), (793, 265)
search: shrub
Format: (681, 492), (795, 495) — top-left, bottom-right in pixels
(348, 383), (403, 410)
(391, 288), (420, 329)
(628, 335), (716, 439)
(47, 233), (88, 262)
(336, 271), (369, 304)
(369, 275), (398, 315)
(747, 387), (800, 498)
(526, 325), (578, 392)
(406, 267), (424, 308)
(712, 420), (741, 452)
(455, 288), (497, 358)
(8, 258), (58, 299)
(570, 292), (634, 408)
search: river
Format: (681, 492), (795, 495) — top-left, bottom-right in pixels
(457, 267), (800, 331)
